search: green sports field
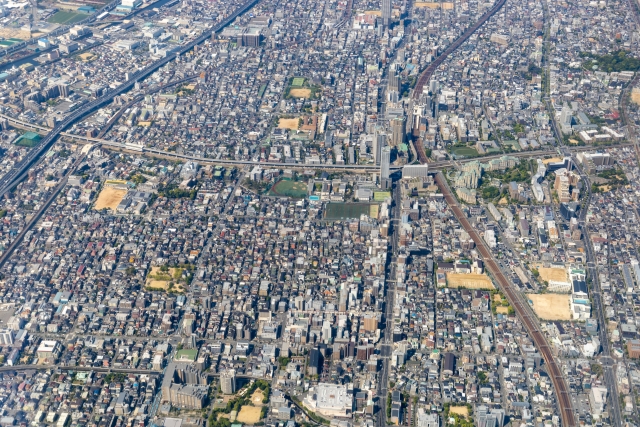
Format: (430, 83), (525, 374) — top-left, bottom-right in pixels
(324, 203), (377, 220)
(269, 180), (307, 198)
(452, 146), (479, 158)
(48, 11), (87, 25)
(291, 77), (305, 87)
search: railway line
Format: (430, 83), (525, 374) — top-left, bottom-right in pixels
(410, 0), (507, 162)
(434, 171), (576, 427)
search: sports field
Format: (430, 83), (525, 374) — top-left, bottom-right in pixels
(449, 406), (468, 417)
(278, 118), (299, 130)
(446, 273), (495, 290)
(291, 77), (305, 87)
(289, 88), (311, 98)
(48, 11), (87, 24)
(531, 262), (568, 283)
(324, 203), (377, 220)
(452, 146), (479, 158)
(94, 188), (127, 210)
(527, 294), (571, 320)
(269, 180), (307, 198)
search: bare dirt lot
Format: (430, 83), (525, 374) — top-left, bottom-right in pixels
(527, 294), (572, 320)
(236, 406), (263, 424)
(496, 306), (510, 314)
(278, 118), (299, 130)
(449, 406), (469, 417)
(289, 88), (311, 98)
(446, 273), (495, 290)
(94, 188), (127, 210)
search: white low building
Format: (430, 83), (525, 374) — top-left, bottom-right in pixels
(303, 383), (353, 418)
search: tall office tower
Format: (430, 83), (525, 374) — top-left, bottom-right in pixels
(373, 128), (386, 164)
(382, 0), (391, 27)
(380, 146), (391, 190)
(391, 117), (405, 146)
(220, 369), (237, 394)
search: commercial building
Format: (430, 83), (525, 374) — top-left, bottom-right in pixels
(303, 383), (353, 418)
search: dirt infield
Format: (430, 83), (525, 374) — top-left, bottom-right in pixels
(95, 188), (127, 210)
(278, 118), (299, 130)
(446, 273), (495, 290)
(289, 88), (311, 98)
(449, 406), (468, 417)
(527, 294), (572, 320)
(236, 406), (263, 424)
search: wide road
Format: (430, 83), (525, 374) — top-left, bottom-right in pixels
(0, 0), (261, 198)
(376, 180), (400, 427)
(434, 171), (576, 427)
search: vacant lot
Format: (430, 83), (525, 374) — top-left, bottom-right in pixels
(365, 10), (382, 15)
(527, 294), (571, 320)
(496, 306), (510, 314)
(95, 188), (127, 210)
(289, 88), (311, 98)
(48, 10), (87, 24)
(145, 267), (186, 293)
(278, 118), (299, 130)
(236, 406), (262, 424)
(446, 273), (495, 290)
(449, 406), (468, 417)
(270, 180), (307, 198)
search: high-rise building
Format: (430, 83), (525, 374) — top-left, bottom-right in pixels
(220, 369), (237, 394)
(382, 0), (391, 27)
(373, 128), (386, 164)
(391, 117), (405, 146)
(380, 146), (391, 190)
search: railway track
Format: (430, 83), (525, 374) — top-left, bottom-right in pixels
(412, 0), (507, 102)
(410, 0), (507, 163)
(434, 172), (576, 427)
